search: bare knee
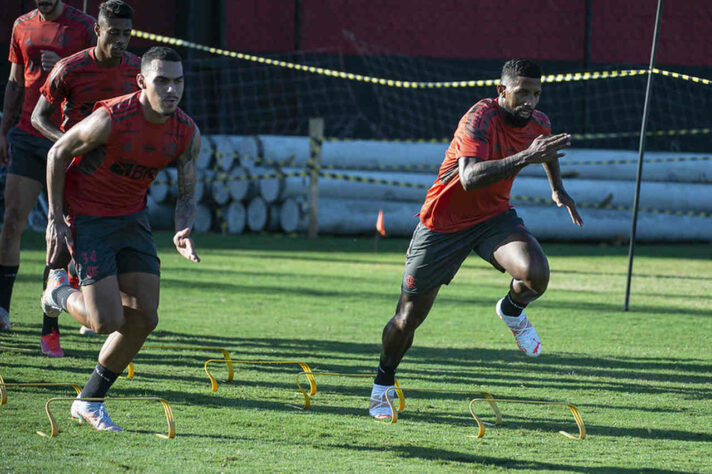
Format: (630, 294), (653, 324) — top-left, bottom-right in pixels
(91, 313), (125, 334)
(391, 303), (427, 333)
(139, 310), (159, 333)
(512, 263), (549, 297)
(0, 205), (28, 239)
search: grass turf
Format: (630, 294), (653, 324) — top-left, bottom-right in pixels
(1, 231), (710, 472)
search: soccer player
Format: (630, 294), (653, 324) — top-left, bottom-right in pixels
(41, 46), (200, 431)
(0, 0), (94, 354)
(369, 59), (584, 419)
(32, 0), (139, 342)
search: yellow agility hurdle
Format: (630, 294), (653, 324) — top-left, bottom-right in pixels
(468, 395), (586, 440)
(384, 387), (585, 440)
(37, 396), (175, 439)
(128, 344), (234, 381)
(204, 358), (316, 395)
(295, 372), (404, 411)
(1, 373), (82, 406)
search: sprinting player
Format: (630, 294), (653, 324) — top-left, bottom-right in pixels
(369, 59), (584, 419)
(32, 0), (139, 340)
(0, 0), (94, 356)
(42, 46), (200, 431)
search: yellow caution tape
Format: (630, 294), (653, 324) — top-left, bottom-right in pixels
(325, 128), (711, 144)
(131, 29), (710, 88)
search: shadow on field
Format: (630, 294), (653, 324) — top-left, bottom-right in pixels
(3, 327), (710, 444)
(157, 275), (712, 318)
(331, 443), (693, 473)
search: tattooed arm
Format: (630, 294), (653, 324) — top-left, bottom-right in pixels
(173, 126), (201, 262)
(458, 133), (571, 191)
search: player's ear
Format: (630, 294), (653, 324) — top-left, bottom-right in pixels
(137, 73), (146, 89)
(93, 21), (100, 38)
(496, 83), (506, 97)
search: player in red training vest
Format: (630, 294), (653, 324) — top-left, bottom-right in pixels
(369, 59), (584, 419)
(32, 0), (139, 346)
(0, 1), (94, 348)
(41, 47), (200, 432)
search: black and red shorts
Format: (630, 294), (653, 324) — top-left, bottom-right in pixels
(401, 209), (531, 295)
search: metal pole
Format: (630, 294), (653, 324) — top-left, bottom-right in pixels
(308, 118), (324, 239)
(83, 0), (88, 13)
(624, 0), (664, 311)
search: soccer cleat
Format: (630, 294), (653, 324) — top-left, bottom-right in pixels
(79, 325), (95, 336)
(71, 398), (123, 432)
(496, 298), (542, 357)
(40, 329), (65, 357)
(0, 308), (9, 331)
(41, 269), (70, 318)
(369, 383), (396, 419)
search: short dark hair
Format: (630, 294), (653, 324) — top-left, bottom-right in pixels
(501, 59), (542, 85)
(98, 0), (134, 22)
(141, 46), (182, 72)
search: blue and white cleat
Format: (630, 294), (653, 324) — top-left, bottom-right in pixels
(369, 383), (396, 419)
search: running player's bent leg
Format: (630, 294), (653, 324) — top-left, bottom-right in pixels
(492, 231), (548, 357)
(79, 275), (125, 334)
(97, 272), (159, 373)
(492, 231), (549, 304)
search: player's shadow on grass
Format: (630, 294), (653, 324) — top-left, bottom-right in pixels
(158, 277), (712, 318)
(332, 442), (693, 473)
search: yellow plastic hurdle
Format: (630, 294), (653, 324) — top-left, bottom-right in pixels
(295, 371), (405, 411)
(204, 359), (317, 396)
(468, 395), (586, 440)
(384, 387), (586, 440)
(127, 344), (234, 381)
(37, 396), (175, 439)
(0, 372), (82, 406)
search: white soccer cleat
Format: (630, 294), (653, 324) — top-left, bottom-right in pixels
(0, 308), (9, 331)
(496, 298), (542, 357)
(41, 269), (69, 318)
(369, 383), (396, 419)
(71, 399), (123, 432)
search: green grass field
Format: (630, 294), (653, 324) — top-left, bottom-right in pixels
(1, 232), (710, 473)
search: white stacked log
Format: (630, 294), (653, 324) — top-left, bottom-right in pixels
(253, 134), (711, 183)
(223, 201), (246, 234)
(280, 198), (419, 236)
(246, 197), (268, 232)
(228, 166), (257, 202)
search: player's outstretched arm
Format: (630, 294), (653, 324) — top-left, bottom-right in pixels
(45, 108), (111, 265)
(459, 133), (571, 191)
(173, 127), (201, 263)
(31, 95), (63, 142)
(0, 63), (25, 166)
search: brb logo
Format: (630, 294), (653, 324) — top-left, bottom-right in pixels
(110, 161), (159, 181)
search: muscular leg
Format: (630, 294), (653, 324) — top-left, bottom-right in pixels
(98, 272), (159, 373)
(378, 286), (440, 379)
(64, 272), (159, 373)
(492, 232), (549, 305)
(0, 174), (43, 266)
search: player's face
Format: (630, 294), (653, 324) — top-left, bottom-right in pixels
(139, 60), (184, 116)
(499, 76), (542, 126)
(96, 17), (133, 59)
(35, 0), (60, 15)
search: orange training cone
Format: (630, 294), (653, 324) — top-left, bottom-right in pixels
(376, 210), (386, 236)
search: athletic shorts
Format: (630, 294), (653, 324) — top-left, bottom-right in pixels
(7, 127), (52, 186)
(401, 209), (530, 295)
(69, 208), (160, 286)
